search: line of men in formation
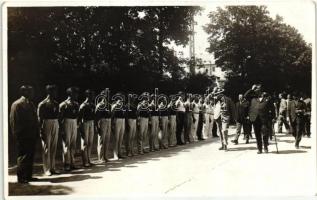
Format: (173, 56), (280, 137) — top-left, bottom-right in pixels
(9, 84), (311, 184)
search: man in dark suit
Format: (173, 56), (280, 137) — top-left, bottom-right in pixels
(245, 87), (276, 154)
(286, 94), (297, 137)
(231, 94), (251, 144)
(10, 85), (39, 184)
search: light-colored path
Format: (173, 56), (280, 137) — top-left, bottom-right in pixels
(7, 129), (315, 196)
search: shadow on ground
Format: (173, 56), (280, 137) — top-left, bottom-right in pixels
(9, 182), (73, 195)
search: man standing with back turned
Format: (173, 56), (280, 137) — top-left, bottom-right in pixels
(10, 85), (39, 184)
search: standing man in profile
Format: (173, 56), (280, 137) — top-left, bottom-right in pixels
(79, 89), (96, 167)
(37, 85), (60, 176)
(10, 85), (39, 184)
(59, 87), (80, 171)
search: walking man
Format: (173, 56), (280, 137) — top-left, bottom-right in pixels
(277, 93), (290, 133)
(231, 94), (252, 144)
(10, 85), (39, 183)
(37, 85), (60, 176)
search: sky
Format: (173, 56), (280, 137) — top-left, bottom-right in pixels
(172, 0), (315, 63)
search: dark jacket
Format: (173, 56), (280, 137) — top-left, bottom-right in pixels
(234, 100), (250, 123)
(249, 97), (276, 122)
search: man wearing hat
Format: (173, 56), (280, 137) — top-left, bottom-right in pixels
(246, 89), (276, 154)
(59, 87), (80, 171)
(37, 85), (60, 176)
(79, 89), (96, 167)
(10, 85), (39, 183)
(213, 87), (233, 151)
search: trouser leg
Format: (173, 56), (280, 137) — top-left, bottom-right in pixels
(87, 121), (94, 164)
(50, 121), (59, 171)
(295, 117), (304, 147)
(118, 119), (125, 156)
(202, 113), (210, 139)
(253, 118), (262, 151)
(215, 118), (223, 145)
(168, 115), (176, 146)
(191, 114), (199, 141)
(234, 122), (242, 141)
(81, 121), (89, 165)
(222, 121), (229, 145)
(16, 137), (36, 182)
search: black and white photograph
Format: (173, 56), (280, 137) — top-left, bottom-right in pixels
(1, 0), (316, 197)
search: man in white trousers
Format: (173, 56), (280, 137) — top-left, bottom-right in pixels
(38, 85), (60, 176)
(59, 87), (80, 171)
(79, 89), (96, 167)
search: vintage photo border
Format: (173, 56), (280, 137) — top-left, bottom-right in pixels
(0, 0), (316, 199)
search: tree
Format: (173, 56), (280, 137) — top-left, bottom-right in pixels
(204, 6), (312, 97)
(8, 6), (202, 103)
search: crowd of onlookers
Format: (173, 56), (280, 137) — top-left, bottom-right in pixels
(9, 84), (311, 184)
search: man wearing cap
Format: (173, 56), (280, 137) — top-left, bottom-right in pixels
(59, 87), (80, 171)
(37, 85), (60, 176)
(137, 93), (150, 154)
(79, 89), (96, 167)
(213, 88), (233, 151)
(10, 85), (39, 183)
(96, 90), (112, 163)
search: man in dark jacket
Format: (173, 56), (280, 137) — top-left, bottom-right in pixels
(10, 85), (39, 184)
(231, 94), (251, 144)
(245, 87), (276, 154)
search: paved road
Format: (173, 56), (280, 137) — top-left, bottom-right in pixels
(7, 128), (315, 196)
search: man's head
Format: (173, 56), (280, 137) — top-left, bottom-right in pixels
(238, 94), (243, 101)
(85, 89), (95, 101)
(287, 94), (292, 100)
(66, 87), (79, 100)
(45, 85), (57, 99)
(20, 85), (34, 100)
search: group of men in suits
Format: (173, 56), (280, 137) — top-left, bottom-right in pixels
(231, 84), (311, 153)
(9, 84), (311, 184)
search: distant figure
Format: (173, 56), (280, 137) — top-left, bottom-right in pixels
(294, 95), (307, 149)
(277, 93), (290, 133)
(303, 94), (311, 137)
(10, 85), (39, 184)
(231, 94), (251, 145)
(191, 96), (199, 141)
(175, 93), (186, 145)
(37, 85), (60, 176)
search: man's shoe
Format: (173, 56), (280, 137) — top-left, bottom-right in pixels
(246, 139), (249, 144)
(18, 179), (29, 184)
(257, 151), (262, 154)
(219, 146), (224, 150)
(50, 169), (61, 175)
(224, 145), (228, 151)
(295, 145), (299, 149)
(28, 177), (39, 182)
(44, 171), (52, 176)
(264, 149), (268, 153)
(231, 140), (238, 145)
